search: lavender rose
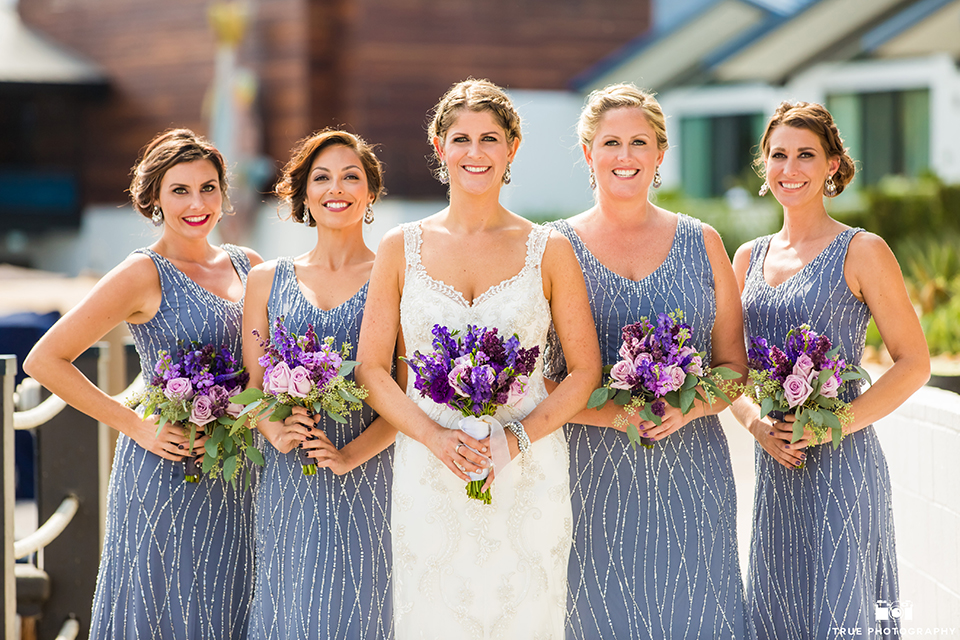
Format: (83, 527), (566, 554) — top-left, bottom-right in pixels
(225, 402), (244, 418)
(793, 354), (816, 381)
(264, 361), (292, 395)
(165, 377), (194, 401)
(189, 394), (216, 427)
(819, 373), (841, 398)
(783, 373), (814, 408)
(288, 366), (313, 398)
(663, 364), (687, 395)
(505, 375), (529, 407)
(609, 360), (636, 390)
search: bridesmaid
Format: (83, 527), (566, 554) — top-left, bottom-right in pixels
(543, 83), (750, 639)
(24, 128), (262, 638)
(243, 129), (397, 640)
(731, 101), (929, 639)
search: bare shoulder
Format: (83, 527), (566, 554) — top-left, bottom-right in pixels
(246, 259), (279, 290)
(848, 229), (895, 261)
(375, 225), (407, 262)
(541, 226), (576, 265)
(239, 245), (265, 267)
(699, 222), (728, 255)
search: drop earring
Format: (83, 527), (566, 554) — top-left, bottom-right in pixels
(825, 175), (837, 196)
(437, 165), (450, 185)
(364, 204), (375, 224)
(502, 162), (512, 185)
(151, 205), (163, 226)
(758, 182), (769, 197)
(652, 168), (662, 189)
(303, 208), (312, 226)
(589, 169), (596, 190)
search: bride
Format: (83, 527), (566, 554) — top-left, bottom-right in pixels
(356, 78), (601, 639)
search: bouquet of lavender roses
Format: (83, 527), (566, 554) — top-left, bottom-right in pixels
(230, 316), (368, 476)
(403, 324), (540, 504)
(746, 324), (871, 450)
(587, 311), (740, 449)
(129, 341), (262, 486)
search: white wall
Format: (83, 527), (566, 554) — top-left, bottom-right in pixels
(874, 385), (960, 629)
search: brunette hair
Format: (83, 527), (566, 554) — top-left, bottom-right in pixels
(577, 83), (668, 152)
(129, 128), (231, 221)
(755, 101), (856, 196)
(426, 78), (522, 179)
(275, 129), (384, 226)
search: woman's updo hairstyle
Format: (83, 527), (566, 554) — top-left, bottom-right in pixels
(577, 83), (668, 152)
(426, 78), (522, 179)
(275, 129), (385, 226)
(755, 101), (856, 196)
(129, 128), (231, 221)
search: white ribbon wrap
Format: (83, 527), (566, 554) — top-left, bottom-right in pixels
(457, 415), (511, 482)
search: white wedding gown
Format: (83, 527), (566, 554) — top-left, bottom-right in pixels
(393, 221), (572, 640)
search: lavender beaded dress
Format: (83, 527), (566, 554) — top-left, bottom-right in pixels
(246, 257), (393, 640)
(545, 215), (748, 639)
(90, 245), (254, 639)
(741, 229), (899, 639)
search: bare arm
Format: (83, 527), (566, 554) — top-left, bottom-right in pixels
(23, 254), (197, 461)
(511, 233), (601, 450)
(355, 229), (488, 481)
(842, 232), (929, 432)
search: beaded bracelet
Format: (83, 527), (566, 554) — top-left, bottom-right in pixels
(504, 420), (531, 456)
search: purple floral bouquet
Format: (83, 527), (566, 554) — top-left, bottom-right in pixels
(746, 324), (871, 450)
(129, 341), (262, 486)
(587, 311), (740, 449)
(230, 316), (368, 476)
(403, 324), (540, 504)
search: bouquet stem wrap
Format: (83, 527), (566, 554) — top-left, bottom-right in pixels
(458, 415), (511, 504)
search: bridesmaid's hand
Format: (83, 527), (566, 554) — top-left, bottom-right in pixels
(751, 416), (808, 469)
(638, 403), (696, 442)
(425, 425), (489, 482)
(303, 430), (351, 476)
(258, 406), (315, 454)
(131, 415), (209, 462)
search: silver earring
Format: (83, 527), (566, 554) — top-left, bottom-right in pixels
(364, 204), (374, 224)
(151, 205), (163, 226)
(437, 165), (449, 185)
(303, 208), (312, 226)
(825, 175), (837, 196)
(589, 170), (596, 190)
(653, 169), (662, 189)
(502, 163), (512, 185)
(758, 182), (769, 197)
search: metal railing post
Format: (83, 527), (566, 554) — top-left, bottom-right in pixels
(1, 355), (17, 640)
(36, 344), (108, 640)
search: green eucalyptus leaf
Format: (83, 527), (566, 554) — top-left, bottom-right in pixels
(338, 360), (359, 377)
(230, 388), (265, 404)
(626, 422), (641, 450)
(201, 452), (216, 473)
(209, 427), (226, 446)
(601, 364), (614, 376)
(822, 410), (841, 432)
(327, 410), (347, 424)
(791, 420), (804, 444)
(587, 388), (610, 410)
(682, 374), (699, 390)
(246, 446), (265, 467)
(224, 436), (235, 454)
(637, 405), (662, 427)
(614, 389), (632, 406)
(713, 366), (742, 380)
(269, 403), (293, 423)
(217, 415), (233, 425)
(855, 365), (872, 385)
(809, 410), (824, 427)
(760, 397), (774, 418)
(680, 388), (696, 414)
(664, 392), (681, 410)
(826, 345), (841, 359)
(204, 438), (219, 458)
(832, 426), (842, 449)
(338, 388), (361, 404)
(818, 369), (834, 385)
(223, 455), (238, 482)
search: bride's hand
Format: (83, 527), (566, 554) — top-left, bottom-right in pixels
(425, 425), (489, 481)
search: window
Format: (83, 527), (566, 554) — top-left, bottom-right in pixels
(827, 89), (930, 186)
(680, 113), (765, 198)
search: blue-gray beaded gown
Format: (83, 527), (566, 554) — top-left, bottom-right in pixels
(90, 245), (254, 639)
(545, 215), (749, 639)
(247, 257), (393, 640)
(741, 229), (899, 639)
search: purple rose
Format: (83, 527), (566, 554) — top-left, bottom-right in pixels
(207, 384), (229, 406)
(819, 373), (841, 398)
(783, 373), (814, 408)
(165, 377), (194, 401)
(190, 394), (216, 427)
(686, 354), (704, 377)
(288, 366), (313, 398)
(264, 361), (292, 395)
(793, 354), (815, 381)
(225, 402), (244, 418)
(448, 357), (473, 397)
(663, 364), (687, 394)
(618, 341), (635, 362)
(609, 360), (636, 390)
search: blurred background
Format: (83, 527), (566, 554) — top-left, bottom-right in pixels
(2, 0), (960, 633)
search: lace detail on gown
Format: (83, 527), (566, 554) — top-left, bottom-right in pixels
(393, 221), (571, 640)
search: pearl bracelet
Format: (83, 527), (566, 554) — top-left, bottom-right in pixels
(504, 420), (531, 456)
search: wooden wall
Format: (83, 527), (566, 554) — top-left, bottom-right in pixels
(18, 0), (650, 203)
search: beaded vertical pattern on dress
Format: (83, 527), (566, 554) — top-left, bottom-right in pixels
(246, 256), (393, 640)
(741, 229), (899, 639)
(544, 215), (749, 640)
(90, 244), (255, 640)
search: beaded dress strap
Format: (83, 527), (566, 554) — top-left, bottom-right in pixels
(525, 224), (551, 269)
(401, 222), (422, 270)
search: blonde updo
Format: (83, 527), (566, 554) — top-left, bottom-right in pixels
(755, 101), (856, 196)
(426, 78), (522, 179)
(577, 83), (668, 152)
(275, 129), (384, 226)
(129, 128), (231, 221)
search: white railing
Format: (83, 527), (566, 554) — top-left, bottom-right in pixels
(14, 375), (142, 431)
(14, 495), (79, 560)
